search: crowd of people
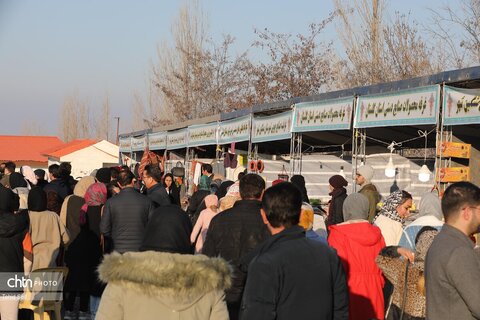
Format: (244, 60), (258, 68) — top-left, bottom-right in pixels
(0, 160), (479, 320)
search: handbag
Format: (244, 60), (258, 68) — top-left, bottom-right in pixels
(277, 165), (289, 181)
(386, 261), (411, 320)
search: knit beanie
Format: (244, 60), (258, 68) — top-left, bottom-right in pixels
(328, 175), (348, 188)
(357, 165), (374, 183)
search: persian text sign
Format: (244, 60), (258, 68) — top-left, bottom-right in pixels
(443, 86), (480, 125)
(354, 85), (439, 128)
(438, 167), (470, 183)
(437, 141), (471, 159)
(218, 115), (251, 144)
(188, 123), (218, 147)
(292, 98), (353, 132)
(131, 135), (147, 151)
(252, 111), (293, 143)
(148, 132), (167, 150)
(119, 136), (131, 152)
(167, 129), (188, 150)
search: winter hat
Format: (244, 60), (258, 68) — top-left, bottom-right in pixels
(329, 175), (348, 189)
(357, 165), (374, 183)
(96, 168), (111, 184)
(343, 193), (369, 221)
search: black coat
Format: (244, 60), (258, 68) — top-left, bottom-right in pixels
(146, 183), (171, 208)
(203, 199), (270, 304)
(140, 204), (193, 254)
(240, 226), (349, 320)
(0, 210), (29, 272)
(186, 189), (210, 223)
(100, 187), (155, 253)
(327, 188), (348, 226)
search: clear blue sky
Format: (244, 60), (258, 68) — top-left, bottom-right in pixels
(0, 0), (448, 137)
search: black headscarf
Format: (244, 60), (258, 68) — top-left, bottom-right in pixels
(28, 187), (47, 212)
(290, 175), (310, 204)
(9, 172), (27, 189)
(0, 185), (20, 212)
(216, 180), (234, 199)
(140, 204), (193, 254)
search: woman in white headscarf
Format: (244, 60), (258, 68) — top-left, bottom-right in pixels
(20, 165), (37, 189)
(398, 193), (443, 251)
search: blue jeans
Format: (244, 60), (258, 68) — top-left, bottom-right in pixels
(90, 296), (101, 317)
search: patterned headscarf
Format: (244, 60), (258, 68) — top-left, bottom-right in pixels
(374, 190), (405, 223)
(79, 183), (107, 225)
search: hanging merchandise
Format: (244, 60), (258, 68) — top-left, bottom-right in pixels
(249, 160), (257, 172)
(256, 160), (265, 173)
(171, 161), (185, 177)
(278, 165), (289, 181)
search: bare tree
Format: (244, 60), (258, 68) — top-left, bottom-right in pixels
(428, 0), (480, 68)
(245, 15), (337, 104)
(334, 0), (442, 87)
(59, 94), (92, 142)
(131, 91), (148, 131)
(96, 94), (111, 141)
(383, 12), (442, 79)
(21, 120), (46, 136)
(149, 1), (251, 126)
(334, 0), (388, 86)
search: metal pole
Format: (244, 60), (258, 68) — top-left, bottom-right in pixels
(115, 117), (120, 145)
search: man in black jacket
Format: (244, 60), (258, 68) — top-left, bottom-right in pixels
(203, 173), (269, 320)
(143, 164), (171, 208)
(240, 182), (349, 320)
(100, 170), (155, 253)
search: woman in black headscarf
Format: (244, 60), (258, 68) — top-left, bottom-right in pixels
(163, 173), (181, 206)
(216, 180), (234, 199)
(290, 175), (310, 204)
(0, 185), (29, 320)
(9, 172), (29, 210)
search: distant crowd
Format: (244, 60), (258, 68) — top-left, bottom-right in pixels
(0, 159), (479, 320)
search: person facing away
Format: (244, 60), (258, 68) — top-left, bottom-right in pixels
(425, 181), (480, 320)
(290, 174), (310, 204)
(203, 173), (270, 320)
(34, 169), (48, 189)
(327, 174), (348, 226)
(328, 193), (386, 320)
(376, 226), (439, 320)
(142, 164), (171, 208)
(373, 190), (413, 246)
(100, 170), (155, 253)
(9, 172), (29, 210)
(96, 209), (231, 320)
(44, 163), (72, 214)
(27, 187), (70, 270)
(191, 194), (219, 254)
(398, 192), (444, 251)
(355, 165), (381, 222)
(240, 182), (349, 320)
(299, 202), (327, 243)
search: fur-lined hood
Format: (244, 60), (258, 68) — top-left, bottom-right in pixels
(98, 251), (232, 310)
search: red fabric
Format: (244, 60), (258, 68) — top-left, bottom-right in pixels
(328, 222), (386, 320)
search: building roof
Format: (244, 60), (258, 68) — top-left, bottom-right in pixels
(0, 136), (64, 163)
(43, 139), (97, 159)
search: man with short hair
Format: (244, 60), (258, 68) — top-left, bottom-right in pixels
(240, 182), (349, 320)
(0, 161), (16, 187)
(143, 164), (171, 208)
(43, 164), (71, 213)
(203, 174), (270, 320)
(355, 164), (381, 222)
(100, 170), (155, 253)
(201, 163), (214, 179)
(425, 181), (480, 320)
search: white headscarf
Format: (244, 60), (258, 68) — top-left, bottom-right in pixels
(21, 165), (37, 189)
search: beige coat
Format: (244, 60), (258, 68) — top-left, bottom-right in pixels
(29, 210), (70, 271)
(96, 251), (232, 320)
